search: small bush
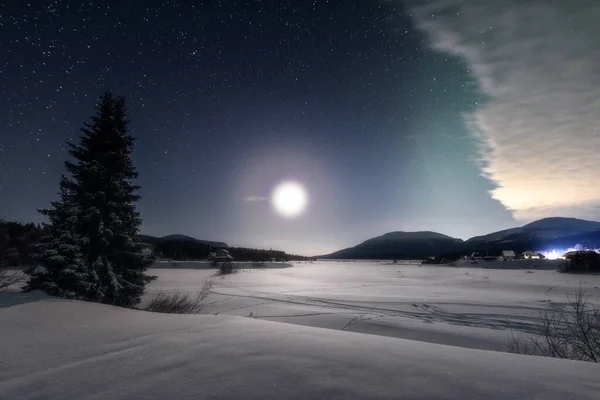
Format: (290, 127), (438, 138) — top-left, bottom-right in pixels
(218, 262), (234, 275)
(145, 279), (213, 314)
(509, 287), (600, 362)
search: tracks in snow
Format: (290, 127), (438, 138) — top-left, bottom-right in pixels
(208, 283), (544, 334)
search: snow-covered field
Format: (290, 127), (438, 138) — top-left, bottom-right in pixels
(151, 260), (294, 269)
(2, 261), (600, 399)
(146, 261), (600, 351)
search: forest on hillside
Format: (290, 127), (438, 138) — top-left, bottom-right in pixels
(138, 234), (307, 262)
(0, 220), (307, 267)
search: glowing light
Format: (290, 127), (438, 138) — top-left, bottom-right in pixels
(541, 249), (568, 260)
(271, 181), (307, 218)
(541, 246), (599, 260)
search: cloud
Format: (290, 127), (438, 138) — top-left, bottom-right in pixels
(407, 0), (600, 221)
(245, 196), (268, 202)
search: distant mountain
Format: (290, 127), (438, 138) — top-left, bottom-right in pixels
(541, 229), (600, 250)
(322, 231), (465, 260)
(322, 217), (600, 260)
(161, 234), (199, 242)
(467, 218), (600, 244)
(138, 234), (228, 249)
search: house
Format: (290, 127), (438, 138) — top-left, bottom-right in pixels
(209, 249), (234, 262)
(501, 250), (516, 260)
(524, 251), (544, 259)
(218, 249), (233, 260)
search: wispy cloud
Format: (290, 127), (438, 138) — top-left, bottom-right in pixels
(245, 196), (268, 202)
(407, 0), (600, 221)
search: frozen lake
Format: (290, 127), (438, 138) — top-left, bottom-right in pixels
(146, 260), (600, 352)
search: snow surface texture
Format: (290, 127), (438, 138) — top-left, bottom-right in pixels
(146, 261), (600, 351)
(1, 290), (599, 399)
(152, 260), (293, 269)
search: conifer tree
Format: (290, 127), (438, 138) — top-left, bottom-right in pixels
(24, 178), (89, 298)
(26, 92), (155, 306)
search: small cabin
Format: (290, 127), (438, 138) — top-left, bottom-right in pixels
(218, 249), (233, 260)
(501, 250), (516, 260)
(209, 249), (233, 261)
(524, 251), (544, 260)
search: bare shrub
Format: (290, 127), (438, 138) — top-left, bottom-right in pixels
(0, 268), (26, 291)
(509, 287), (600, 362)
(218, 262), (234, 275)
(145, 279), (213, 314)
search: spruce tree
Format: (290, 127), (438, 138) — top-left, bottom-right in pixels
(26, 92), (155, 306)
(25, 179), (89, 298)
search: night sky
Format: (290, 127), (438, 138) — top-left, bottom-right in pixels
(5, 0), (593, 256)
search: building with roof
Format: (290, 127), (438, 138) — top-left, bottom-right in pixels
(501, 250), (516, 260)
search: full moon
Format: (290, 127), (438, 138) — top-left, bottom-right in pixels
(272, 181), (307, 218)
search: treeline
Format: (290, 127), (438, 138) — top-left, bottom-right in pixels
(1, 222), (308, 266)
(139, 234), (307, 262)
(228, 247), (306, 262)
(0, 220), (45, 267)
(138, 235), (215, 260)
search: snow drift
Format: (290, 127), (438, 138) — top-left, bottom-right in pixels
(1, 292), (598, 399)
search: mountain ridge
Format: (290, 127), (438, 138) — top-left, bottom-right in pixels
(138, 234), (229, 249)
(324, 230), (465, 260)
(466, 217), (600, 244)
(321, 217), (600, 260)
